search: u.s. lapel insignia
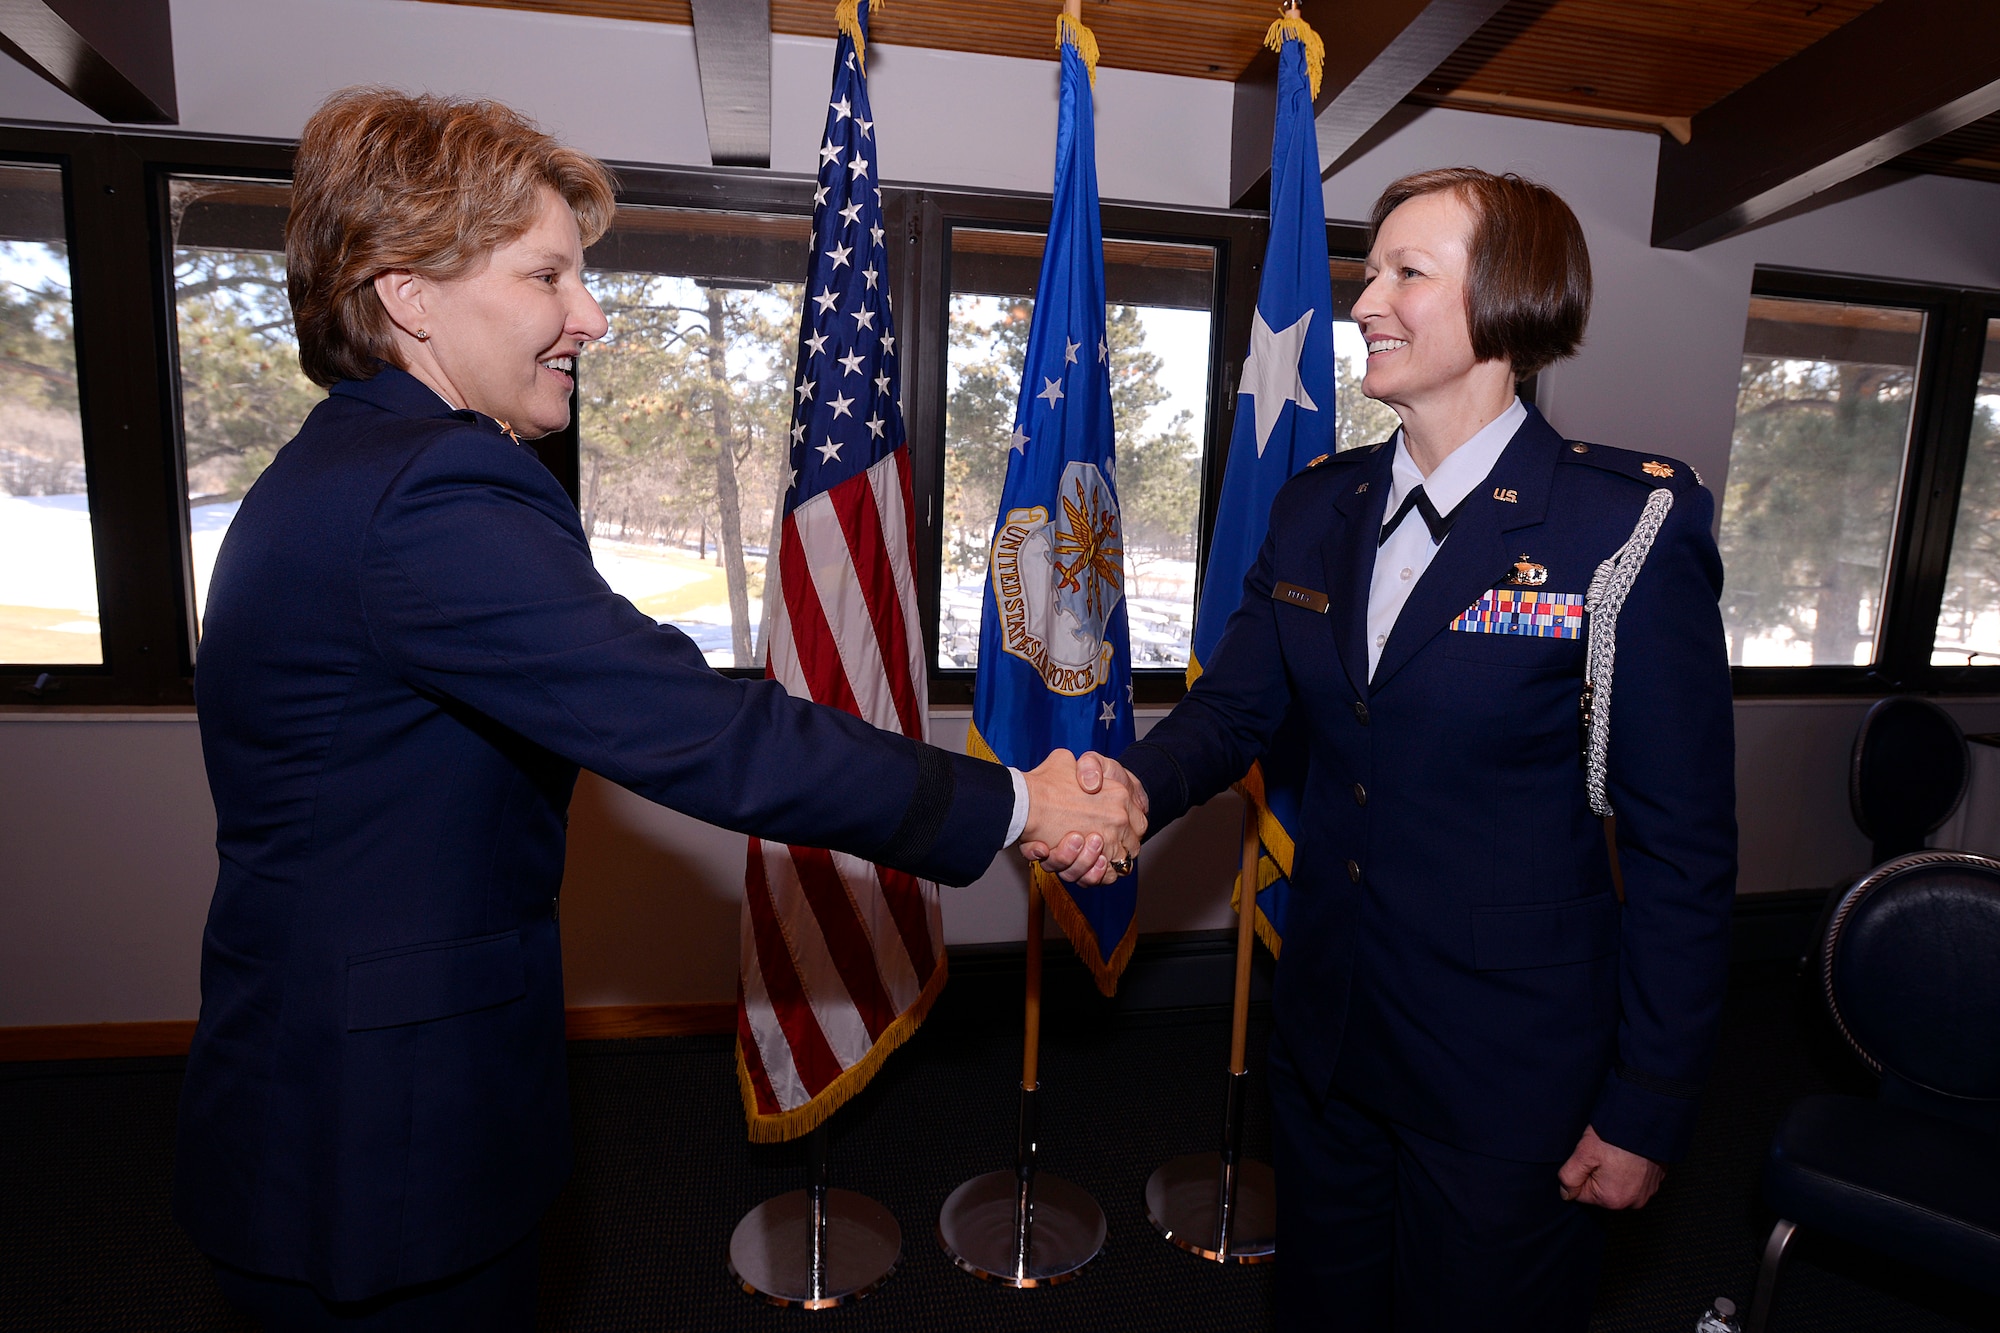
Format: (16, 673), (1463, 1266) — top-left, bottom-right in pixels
(1642, 460), (1674, 478)
(1503, 554), (1548, 587)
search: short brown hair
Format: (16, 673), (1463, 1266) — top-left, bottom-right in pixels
(1369, 167), (1590, 378)
(287, 88), (617, 387)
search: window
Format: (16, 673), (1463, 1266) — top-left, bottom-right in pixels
(1719, 295), (1925, 666)
(168, 176), (323, 641)
(1933, 320), (2000, 666)
(580, 206), (810, 670)
(939, 227), (1216, 671)
(0, 163), (94, 666)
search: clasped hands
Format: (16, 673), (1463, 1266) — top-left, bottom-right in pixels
(1015, 749), (1148, 885)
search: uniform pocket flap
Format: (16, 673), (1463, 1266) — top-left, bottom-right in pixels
(1471, 895), (1619, 971)
(346, 930), (525, 1031)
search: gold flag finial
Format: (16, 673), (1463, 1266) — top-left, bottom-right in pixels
(1263, 2), (1324, 99)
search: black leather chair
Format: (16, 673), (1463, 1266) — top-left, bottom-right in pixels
(1744, 851), (2000, 1332)
(1850, 696), (1969, 865)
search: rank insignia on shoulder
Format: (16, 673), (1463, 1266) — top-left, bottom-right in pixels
(1308, 453), (1330, 469)
(1452, 589), (1583, 638)
(1642, 460), (1674, 478)
(1504, 555), (1548, 587)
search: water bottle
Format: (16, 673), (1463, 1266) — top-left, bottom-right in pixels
(1695, 1296), (1740, 1333)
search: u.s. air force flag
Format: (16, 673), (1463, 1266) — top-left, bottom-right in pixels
(967, 13), (1137, 995)
(1190, 13), (1334, 956)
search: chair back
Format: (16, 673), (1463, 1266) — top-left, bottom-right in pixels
(1850, 696), (1968, 864)
(1821, 852), (2000, 1123)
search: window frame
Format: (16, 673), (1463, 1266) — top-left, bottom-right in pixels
(1728, 266), (2000, 696)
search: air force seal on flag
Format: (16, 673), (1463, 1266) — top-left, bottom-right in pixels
(991, 459), (1124, 697)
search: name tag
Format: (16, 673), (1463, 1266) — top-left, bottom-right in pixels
(1451, 589), (1584, 638)
(1272, 581), (1329, 613)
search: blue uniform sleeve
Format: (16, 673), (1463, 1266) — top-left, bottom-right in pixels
(358, 426), (1013, 887)
(1121, 523), (1296, 827)
(1588, 483), (1738, 1163)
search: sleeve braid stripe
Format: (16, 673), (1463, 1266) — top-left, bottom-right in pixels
(877, 743), (954, 870)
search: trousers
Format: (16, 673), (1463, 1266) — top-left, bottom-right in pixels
(1270, 1034), (1603, 1332)
(209, 1226), (539, 1332)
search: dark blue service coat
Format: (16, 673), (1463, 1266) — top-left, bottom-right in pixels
(1121, 405), (1737, 1166)
(174, 366), (1013, 1301)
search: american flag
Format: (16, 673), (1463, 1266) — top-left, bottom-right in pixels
(736, 0), (942, 1143)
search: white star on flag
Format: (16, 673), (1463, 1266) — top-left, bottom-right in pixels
(814, 184), (828, 207)
(838, 350), (866, 376)
(874, 371), (892, 395)
(816, 436), (843, 463)
(848, 155), (870, 180)
(1065, 338), (1080, 364)
(852, 308), (876, 330)
(828, 391), (855, 419)
(831, 96), (852, 120)
(814, 288), (839, 315)
(1009, 427), (1030, 453)
(866, 414), (885, 438)
(791, 422), (806, 445)
(1099, 701), (1116, 725)
(839, 202), (863, 227)
(827, 243), (852, 269)
(819, 140), (843, 168)
(805, 331), (828, 356)
(796, 378), (816, 403)
(1098, 335), (1108, 362)
(870, 224), (885, 247)
(1240, 308), (1318, 456)
(880, 333), (894, 355)
(1038, 376), (1065, 406)
(857, 117), (873, 139)
(863, 266), (879, 289)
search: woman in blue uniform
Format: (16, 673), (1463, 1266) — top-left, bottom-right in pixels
(174, 89), (1139, 1330)
(1071, 168), (1736, 1329)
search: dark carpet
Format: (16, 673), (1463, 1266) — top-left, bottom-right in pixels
(3, 959), (1996, 1332)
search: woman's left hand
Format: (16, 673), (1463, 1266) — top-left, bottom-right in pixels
(1557, 1124), (1665, 1209)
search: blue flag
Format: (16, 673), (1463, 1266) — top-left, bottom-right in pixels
(1190, 17), (1335, 956)
(967, 16), (1136, 995)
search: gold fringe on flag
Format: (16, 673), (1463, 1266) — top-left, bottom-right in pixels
(834, 0), (878, 71)
(1056, 11), (1100, 86)
(1263, 8), (1324, 100)
(738, 947), (947, 1143)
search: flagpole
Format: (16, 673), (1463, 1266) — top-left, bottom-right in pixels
(938, 868), (1106, 1286)
(1142, 799), (1278, 1263)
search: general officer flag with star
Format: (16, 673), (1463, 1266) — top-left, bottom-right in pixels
(967, 12), (1137, 995)
(1190, 12), (1335, 956)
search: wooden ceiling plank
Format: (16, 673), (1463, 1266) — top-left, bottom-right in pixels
(689, 0), (770, 167)
(0, 0), (176, 122)
(1229, 0), (1511, 209)
(1651, 0), (2000, 249)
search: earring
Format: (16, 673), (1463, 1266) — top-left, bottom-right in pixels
(415, 329), (430, 341)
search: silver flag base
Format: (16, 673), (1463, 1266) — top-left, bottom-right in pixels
(1144, 1151), (1277, 1263)
(937, 1167), (1105, 1287)
(726, 1187), (900, 1309)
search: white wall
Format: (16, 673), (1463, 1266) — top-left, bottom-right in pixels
(7, 2), (2000, 1027)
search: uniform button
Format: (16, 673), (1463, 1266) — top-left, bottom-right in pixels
(1399, 567), (1413, 581)
(1570, 442), (1589, 454)
(1346, 859), (1361, 883)
(1352, 783), (1367, 806)
(1375, 633), (1387, 647)
(1353, 701), (1370, 724)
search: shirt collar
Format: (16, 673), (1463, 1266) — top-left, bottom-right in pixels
(1386, 396), (1527, 516)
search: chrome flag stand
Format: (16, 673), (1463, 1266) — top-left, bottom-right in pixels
(1144, 805), (1277, 1263)
(938, 872), (1105, 1285)
(727, 1123), (901, 1308)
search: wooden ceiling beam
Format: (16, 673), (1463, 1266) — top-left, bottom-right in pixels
(688, 0), (769, 168)
(1651, 0), (2000, 251)
(1229, 0), (1508, 210)
(0, 0), (176, 123)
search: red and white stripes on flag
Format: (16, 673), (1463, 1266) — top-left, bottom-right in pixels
(737, 452), (945, 1142)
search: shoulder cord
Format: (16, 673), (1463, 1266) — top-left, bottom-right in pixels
(1583, 487), (1675, 817)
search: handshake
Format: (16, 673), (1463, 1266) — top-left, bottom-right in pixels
(1015, 749), (1149, 886)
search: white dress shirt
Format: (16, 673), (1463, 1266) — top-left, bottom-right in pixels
(1365, 397), (1527, 679)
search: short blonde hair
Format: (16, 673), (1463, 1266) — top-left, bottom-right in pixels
(287, 88), (617, 387)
